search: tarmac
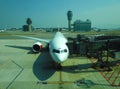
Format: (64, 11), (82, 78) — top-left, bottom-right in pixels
(0, 31), (120, 89)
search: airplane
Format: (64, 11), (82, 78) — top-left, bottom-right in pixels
(14, 31), (120, 70)
(16, 31), (69, 69)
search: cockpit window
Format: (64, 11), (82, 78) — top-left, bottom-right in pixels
(53, 49), (60, 53)
(61, 49), (67, 53)
(61, 50), (64, 53)
(64, 49), (67, 52)
(53, 49), (67, 53)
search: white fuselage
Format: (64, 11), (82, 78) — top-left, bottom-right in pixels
(49, 32), (69, 63)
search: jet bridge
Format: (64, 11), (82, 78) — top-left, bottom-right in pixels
(67, 34), (120, 58)
(67, 34), (120, 69)
(67, 36), (88, 57)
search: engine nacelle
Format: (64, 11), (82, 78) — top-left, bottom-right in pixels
(32, 42), (43, 52)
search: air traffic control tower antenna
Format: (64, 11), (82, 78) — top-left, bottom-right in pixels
(67, 10), (73, 31)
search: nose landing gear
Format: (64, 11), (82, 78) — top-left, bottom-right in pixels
(53, 62), (62, 70)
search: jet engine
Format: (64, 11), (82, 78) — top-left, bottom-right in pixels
(32, 42), (43, 52)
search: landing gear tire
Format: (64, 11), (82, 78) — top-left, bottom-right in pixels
(56, 63), (62, 70)
(53, 62), (62, 70)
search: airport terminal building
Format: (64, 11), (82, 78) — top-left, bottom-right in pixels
(73, 19), (91, 31)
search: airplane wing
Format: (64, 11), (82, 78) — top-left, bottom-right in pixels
(14, 35), (50, 43)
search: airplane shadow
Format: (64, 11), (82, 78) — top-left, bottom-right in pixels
(62, 59), (120, 73)
(5, 45), (120, 80)
(5, 45), (48, 54)
(5, 45), (31, 50)
(62, 63), (96, 73)
(5, 45), (56, 80)
(5, 45), (33, 54)
(33, 52), (56, 81)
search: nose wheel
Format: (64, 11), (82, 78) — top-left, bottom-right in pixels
(53, 62), (62, 70)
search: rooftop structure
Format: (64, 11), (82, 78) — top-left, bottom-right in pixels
(73, 19), (91, 31)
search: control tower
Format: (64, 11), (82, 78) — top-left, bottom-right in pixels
(67, 10), (73, 31)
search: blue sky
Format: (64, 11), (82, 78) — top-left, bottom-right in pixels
(0, 0), (120, 29)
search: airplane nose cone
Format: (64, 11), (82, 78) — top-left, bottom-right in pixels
(56, 56), (64, 62)
(55, 54), (68, 63)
